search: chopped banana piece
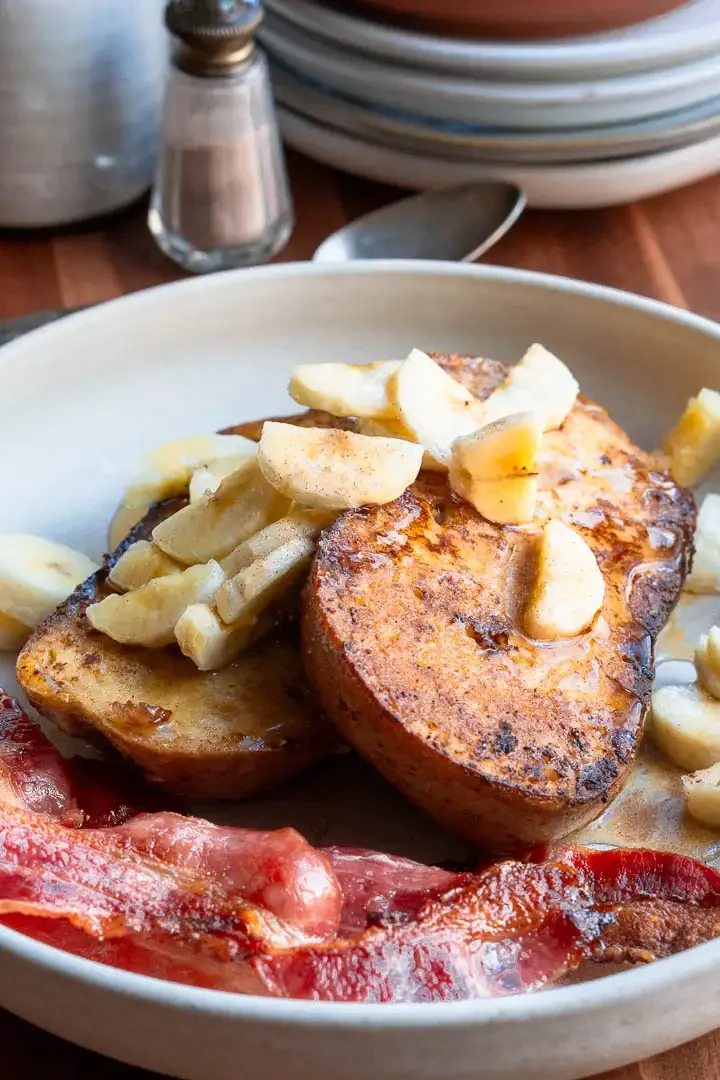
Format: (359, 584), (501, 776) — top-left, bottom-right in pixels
(108, 540), (184, 593)
(189, 454), (257, 504)
(216, 535), (315, 626)
(87, 560), (225, 648)
(482, 344), (579, 432)
(258, 423), (423, 510)
(0, 535), (99, 628)
(524, 520), (604, 641)
(651, 683), (720, 772)
(0, 612), (31, 651)
(695, 626), (720, 700)
(358, 417), (444, 472)
(682, 762), (720, 828)
(449, 411), (542, 523)
(389, 349), (483, 467)
(175, 603), (270, 671)
(290, 361), (400, 419)
(453, 475), (538, 526)
(152, 459), (290, 565)
(451, 411), (543, 481)
(662, 388), (720, 488)
(686, 493), (720, 594)
(108, 434), (257, 549)
(221, 509), (336, 577)
(357, 416), (413, 439)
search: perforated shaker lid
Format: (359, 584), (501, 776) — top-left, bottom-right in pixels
(165, 0), (263, 74)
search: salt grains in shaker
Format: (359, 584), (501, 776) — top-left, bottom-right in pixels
(149, 0), (294, 272)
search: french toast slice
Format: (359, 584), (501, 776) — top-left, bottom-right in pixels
(304, 356), (696, 850)
(17, 498), (334, 799)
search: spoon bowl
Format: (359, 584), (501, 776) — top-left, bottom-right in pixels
(312, 180), (525, 263)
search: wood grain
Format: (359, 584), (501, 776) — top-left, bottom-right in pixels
(1, 149), (720, 1079)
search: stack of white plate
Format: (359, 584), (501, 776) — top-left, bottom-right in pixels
(262, 0), (720, 208)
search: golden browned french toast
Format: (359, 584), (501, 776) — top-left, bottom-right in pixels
(304, 356), (696, 851)
(17, 498), (334, 799)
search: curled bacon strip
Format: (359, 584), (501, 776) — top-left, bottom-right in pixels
(325, 847), (467, 936)
(3, 691), (720, 1001)
(0, 691), (81, 826)
(112, 813), (341, 941)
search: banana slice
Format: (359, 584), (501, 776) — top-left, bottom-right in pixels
(358, 417), (443, 472)
(524, 519), (604, 641)
(695, 626), (720, 700)
(87, 561), (225, 648)
(258, 423), (423, 510)
(389, 349), (483, 467)
(108, 541), (184, 593)
(662, 388), (720, 488)
(175, 603), (270, 671)
(0, 535), (99, 628)
(152, 459), (290, 565)
(216, 535), (316, 626)
(449, 411), (542, 524)
(289, 361), (400, 419)
(221, 509), (335, 577)
(651, 683), (720, 771)
(0, 612), (31, 651)
(455, 476), (539, 526)
(686, 494), (720, 594)
(188, 454), (257, 504)
(682, 762), (720, 828)
(452, 411), (543, 480)
(108, 434), (257, 550)
(482, 344), (579, 432)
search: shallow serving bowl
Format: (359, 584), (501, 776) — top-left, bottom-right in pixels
(1, 262), (720, 1079)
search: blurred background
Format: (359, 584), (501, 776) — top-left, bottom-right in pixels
(1, 0), (720, 319)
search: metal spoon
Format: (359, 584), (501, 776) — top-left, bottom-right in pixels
(312, 181), (525, 263)
(0, 182), (525, 345)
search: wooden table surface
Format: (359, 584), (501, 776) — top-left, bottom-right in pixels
(2, 150), (720, 1079)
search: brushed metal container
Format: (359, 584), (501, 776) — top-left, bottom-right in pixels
(0, 0), (168, 227)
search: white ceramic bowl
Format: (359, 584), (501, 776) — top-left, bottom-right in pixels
(1, 263), (720, 1080)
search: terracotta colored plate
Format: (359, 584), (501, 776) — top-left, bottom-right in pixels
(346, 0), (689, 38)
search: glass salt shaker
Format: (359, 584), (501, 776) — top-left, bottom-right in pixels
(149, 0), (294, 273)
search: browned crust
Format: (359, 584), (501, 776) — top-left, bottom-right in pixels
(17, 499), (334, 799)
(303, 356), (696, 851)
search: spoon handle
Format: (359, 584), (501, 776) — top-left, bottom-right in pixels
(0, 307), (86, 348)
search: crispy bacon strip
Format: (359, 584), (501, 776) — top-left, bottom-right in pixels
(324, 847), (467, 936)
(3, 689), (720, 1001)
(253, 859), (608, 1001)
(112, 814), (341, 940)
(0, 801), (324, 994)
(0, 691), (81, 826)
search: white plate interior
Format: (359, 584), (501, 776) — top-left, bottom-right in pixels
(2, 263), (720, 1079)
(265, 0), (720, 80)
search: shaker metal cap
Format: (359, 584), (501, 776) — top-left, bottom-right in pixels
(165, 0), (262, 74)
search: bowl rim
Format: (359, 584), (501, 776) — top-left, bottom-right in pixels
(2, 258), (720, 1026)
